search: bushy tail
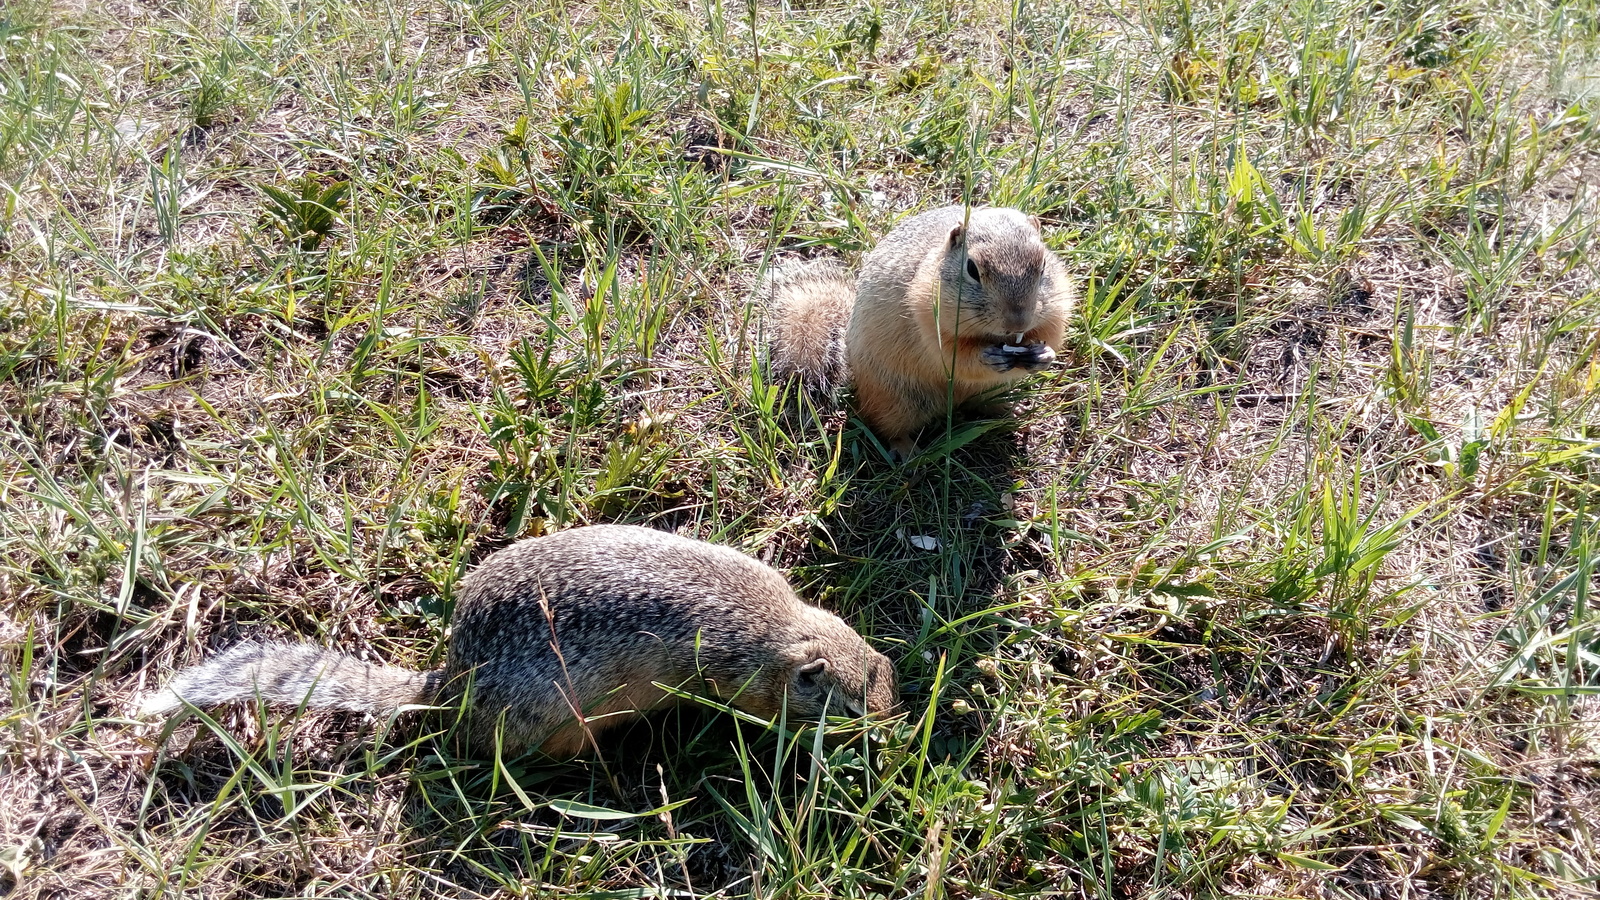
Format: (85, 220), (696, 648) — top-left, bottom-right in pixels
(138, 641), (443, 717)
(761, 257), (855, 395)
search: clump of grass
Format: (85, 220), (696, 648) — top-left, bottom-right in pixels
(260, 173), (351, 252)
(2, 0), (1598, 896)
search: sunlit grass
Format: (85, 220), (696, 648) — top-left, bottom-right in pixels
(2, 0), (1598, 895)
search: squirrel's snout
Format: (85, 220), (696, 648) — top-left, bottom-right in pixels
(995, 293), (1040, 336)
(999, 315), (1034, 338)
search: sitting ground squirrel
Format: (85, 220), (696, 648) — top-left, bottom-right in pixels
(139, 525), (899, 757)
(765, 205), (1075, 459)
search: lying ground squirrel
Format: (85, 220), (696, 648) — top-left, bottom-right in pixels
(764, 205), (1075, 459)
(139, 525), (899, 757)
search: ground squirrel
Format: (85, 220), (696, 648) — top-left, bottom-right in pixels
(139, 525), (899, 757)
(764, 205), (1075, 458)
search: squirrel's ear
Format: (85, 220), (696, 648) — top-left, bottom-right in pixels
(796, 658), (829, 684)
(947, 224), (965, 248)
(1029, 214), (1042, 233)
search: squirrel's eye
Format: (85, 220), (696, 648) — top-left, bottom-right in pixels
(965, 258), (981, 282)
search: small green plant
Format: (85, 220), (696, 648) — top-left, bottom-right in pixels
(188, 58), (232, 129)
(1436, 206), (1540, 336)
(904, 85), (969, 167)
(1393, 1), (1480, 70)
(260, 174), (350, 251)
(473, 115), (540, 221)
(549, 77), (672, 236)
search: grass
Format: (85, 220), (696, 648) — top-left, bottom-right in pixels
(2, 0), (1598, 895)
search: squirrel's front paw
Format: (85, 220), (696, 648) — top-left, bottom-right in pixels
(980, 345), (1021, 372)
(1014, 342), (1056, 371)
(985, 341), (1056, 372)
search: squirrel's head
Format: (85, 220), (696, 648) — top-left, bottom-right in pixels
(778, 609), (900, 723)
(944, 209), (1050, 337)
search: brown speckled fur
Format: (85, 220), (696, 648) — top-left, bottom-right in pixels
(764, 206), (1075, 458)
(140, 525), (899, 757)
(761, 257), (855, 395)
